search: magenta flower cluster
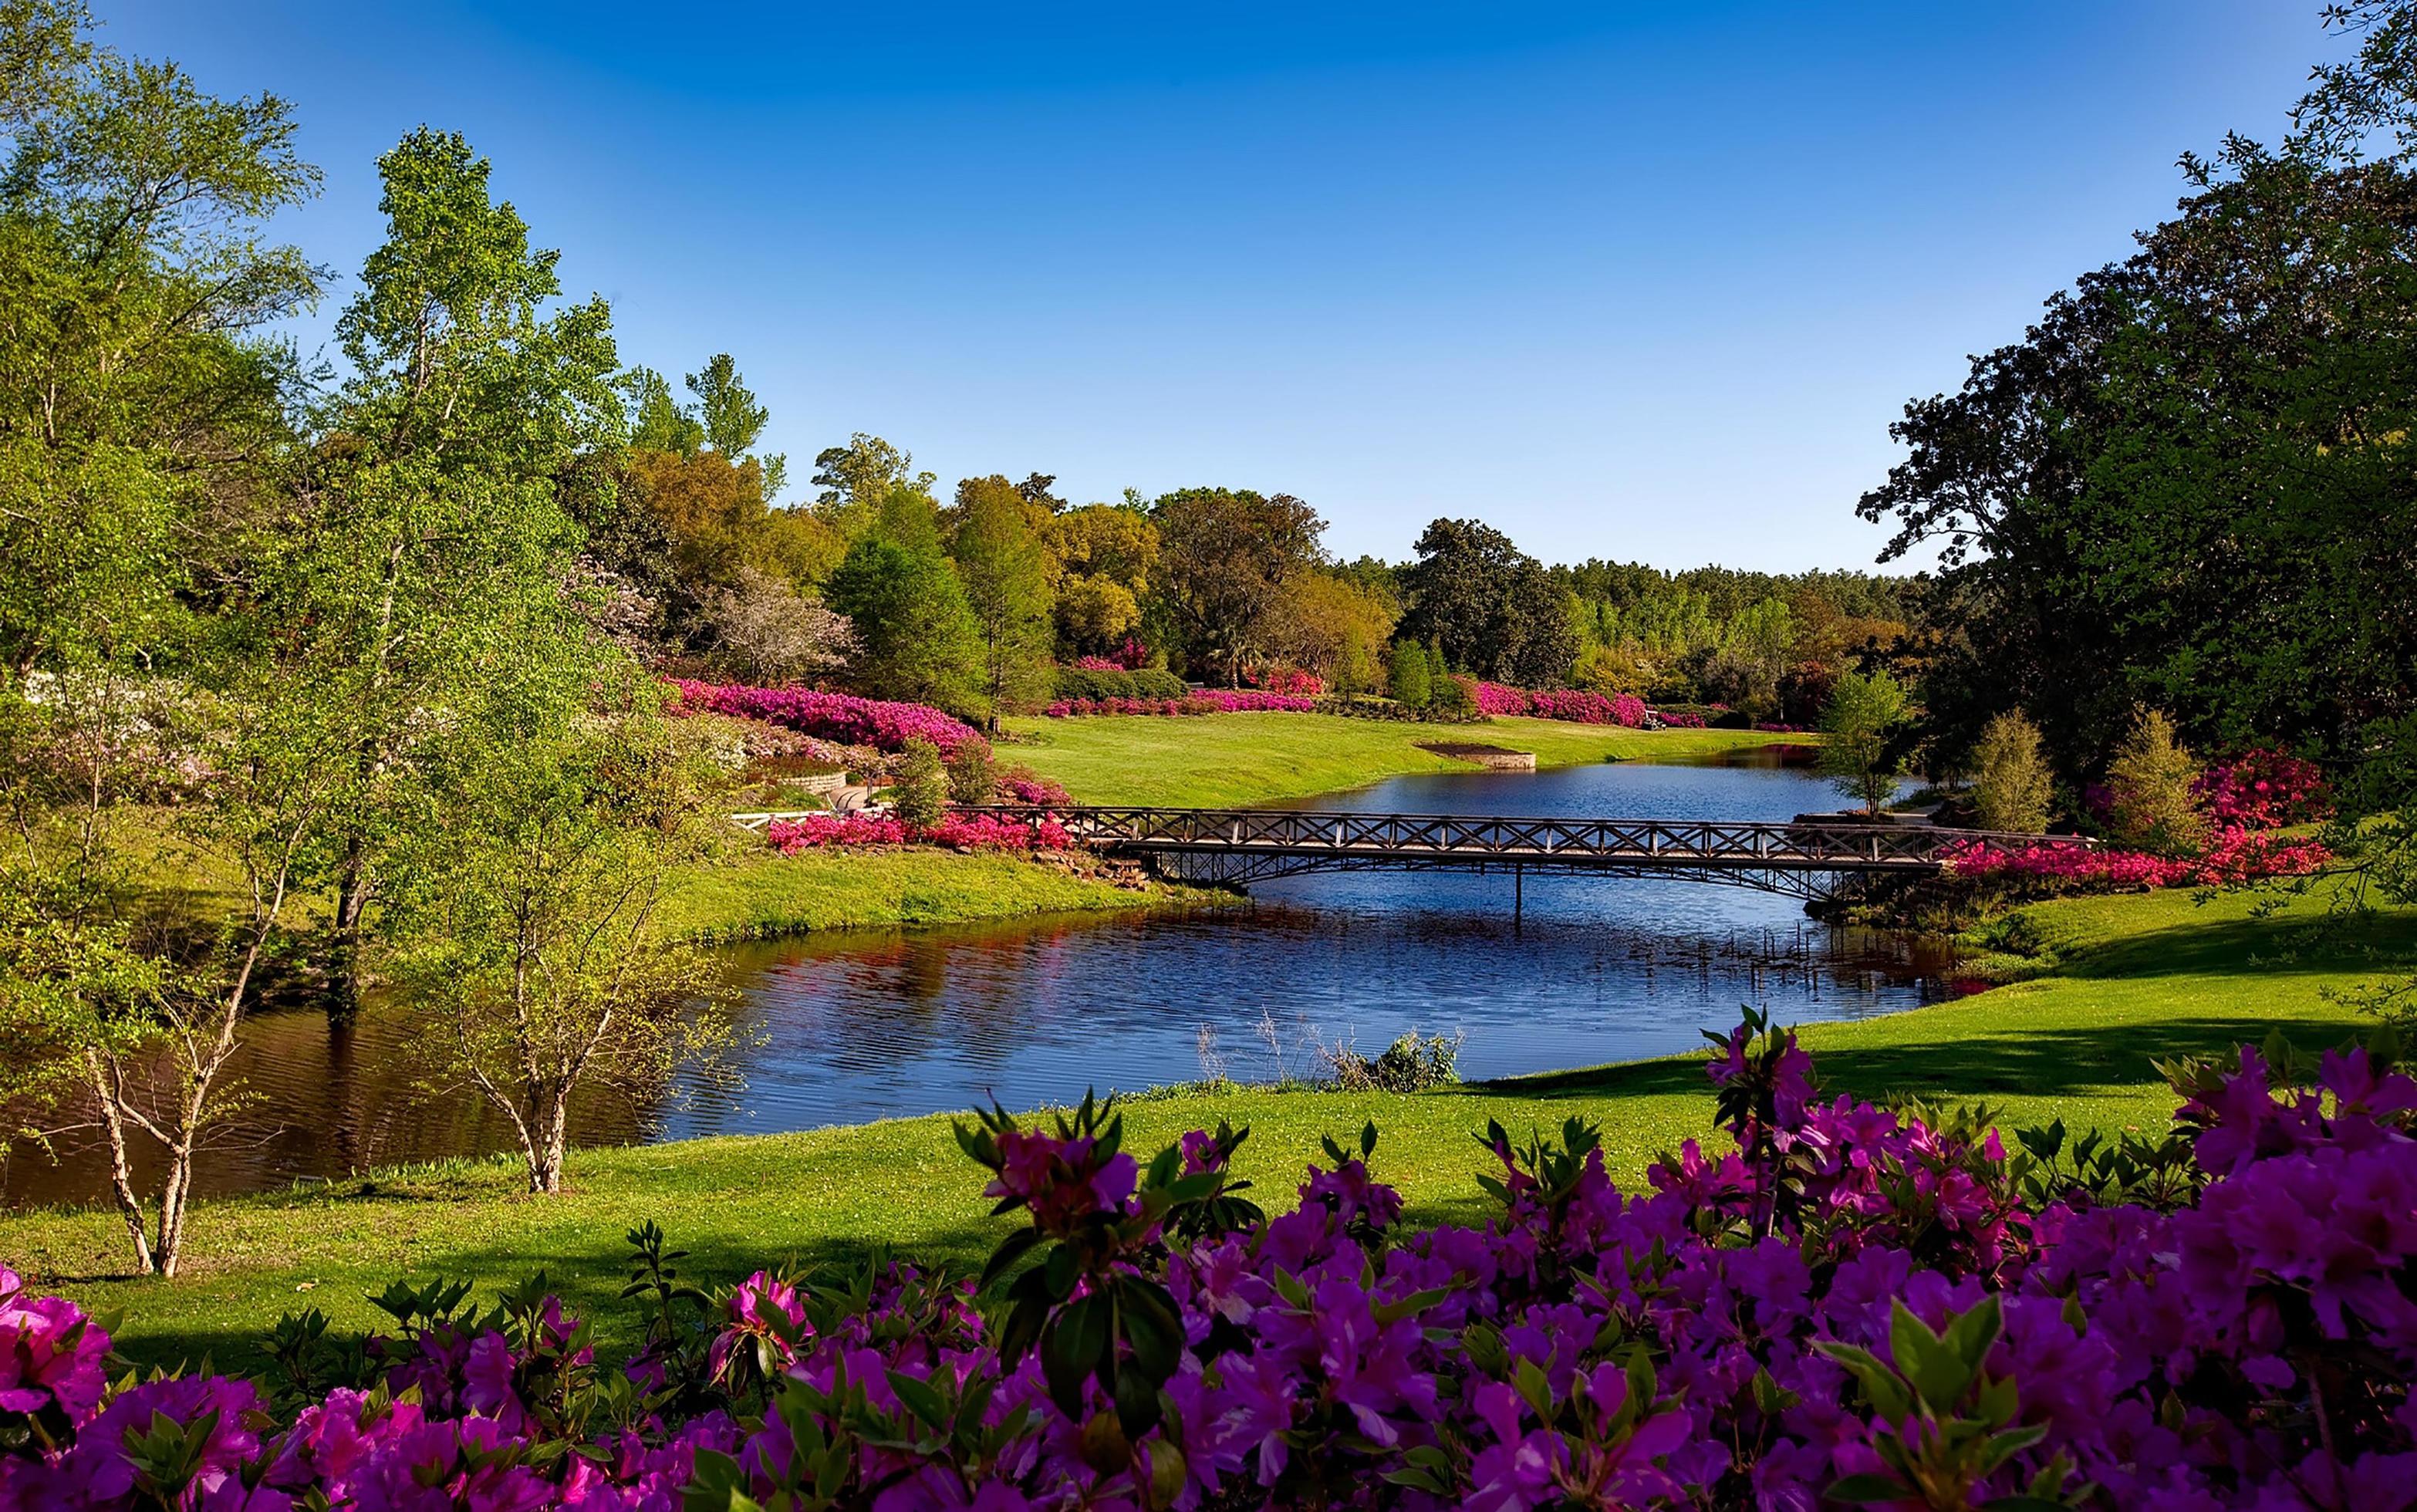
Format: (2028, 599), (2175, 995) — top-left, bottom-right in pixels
(670, 680), (986, 757)
(1072, 637), (1153, 672)
(9, 1016), (2413, 1510)
(996, 770), (1073, 807)
(1042, 690), (1320, 718)
(2194, 748), (2333, 830)
(1946, 825), (2332, 890)
(1466, 680), (1693, 730)
(764, 813), (1070, 855)
(1239, 667), (1325, 697)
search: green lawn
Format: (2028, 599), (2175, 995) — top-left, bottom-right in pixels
(998, 712), (1801, 807)
(8, 876), (2406, 1372)
(657, 845), (1214, 940)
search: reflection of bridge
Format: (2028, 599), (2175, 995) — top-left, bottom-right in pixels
(951, 805), (2095, 902)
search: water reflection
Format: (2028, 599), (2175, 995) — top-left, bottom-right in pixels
(3, 749), (1949, 1209)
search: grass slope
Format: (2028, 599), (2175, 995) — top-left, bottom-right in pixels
(998, 713), (1799, 808)
(656, 847), (1207, 940)
(8, 878), (2407, 1370)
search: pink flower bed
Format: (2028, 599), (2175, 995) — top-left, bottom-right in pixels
(670, 680), (984, 757)
(1042, 690), (1319, 717)
(1467, 680), (1653, 727)
(764, 812), (1068, 854)
(2194, 747), (2332, 829)
(1656, 708), (1709, 728)
(6, 1018), (2414, 1510)
(998, 770), (1072, 806)
(1754, 721), (1807, 734)
(1946, 825), (2331, 890)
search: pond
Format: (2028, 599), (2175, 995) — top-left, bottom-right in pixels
(2, 748), (1953, 1209)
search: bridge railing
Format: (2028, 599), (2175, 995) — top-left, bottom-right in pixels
(950, 805), (2098, 870)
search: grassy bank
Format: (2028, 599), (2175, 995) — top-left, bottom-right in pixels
(8, 875), (2407, 1369)
(999, 712), (1801, 807)
(657, 845), (1213, 940)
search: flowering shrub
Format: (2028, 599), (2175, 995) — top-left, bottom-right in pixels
(1752, 721), (1808, 734)
(996, 767), (1073, 807)
(764, 812), (1068, 854)
(1655, 708), (1709, 729)
(1467, 680), (1671, 729)
(1043, 690), (1321, 717)
(1946, 825), (2332, 890)
(1241, 666), (1325, 697)
(2194, 747), (2333, 829)
(670, 680), (985, 758)
(10, 1013), (2415, 1509)
(1072, 655), (1125, 672)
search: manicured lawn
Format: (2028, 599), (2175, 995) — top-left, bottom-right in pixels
(8, 875), (2405, 1372)
(998, 713), (1801, 807)
(657, 845), (1212, 940)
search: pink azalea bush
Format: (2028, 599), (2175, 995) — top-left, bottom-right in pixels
(1043, 690), (1320, 717)
(2194, 748), (2333, 830)
(1241, 666), (1325, 697)
(1946, 826), (2333, 890)
(7, 1014), (2413, 1509)
(1467, 680), (1675, 729)
(996, 768), (1072, 807)
(765, 812), (1069, 854)
(670, 680), (986, 758)
(764, 814), (910, 851)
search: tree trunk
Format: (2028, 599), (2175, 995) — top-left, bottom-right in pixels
(329, 842), (374, 1020)
(86, 1051), (156, 1276)
(525, 1088), (570, 1195)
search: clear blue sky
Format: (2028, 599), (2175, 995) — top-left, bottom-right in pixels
(106, 2), (2326, 570)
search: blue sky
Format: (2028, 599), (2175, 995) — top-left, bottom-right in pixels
(106, 2), (2325, 569)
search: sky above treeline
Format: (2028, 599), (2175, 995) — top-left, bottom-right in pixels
(107, 1), (2325, 571)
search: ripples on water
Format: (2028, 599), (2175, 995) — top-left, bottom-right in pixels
(3, 749), (1949, 1207)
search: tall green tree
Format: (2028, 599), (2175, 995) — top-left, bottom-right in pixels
(295, 126), (622, 1009)
(0, 0), (329, 1274)
(1149, 487), (1325, 684)
(823, 490), (982, 710)
(1396, 518), (1575, 687)
(686, 352), (784, 501)
(1818, 670), (1909, 816)
(812, 433), (933, 540)
(949, 475), (1055, 726)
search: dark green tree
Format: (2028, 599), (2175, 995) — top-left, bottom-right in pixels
(1397, 518), (1575, 687)
(949, 475), (1056, 727)
(824, 493), (982, 711)
(1388, 637), (1431, 709)
(1149, 487), (1325, 684)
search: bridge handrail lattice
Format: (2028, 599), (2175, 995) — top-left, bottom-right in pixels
(946, 804), (2096, 872)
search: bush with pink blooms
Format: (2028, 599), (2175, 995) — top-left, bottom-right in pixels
(670, 680), (986, 758)
(2194, 748), (2333, 829)
(1946, 825), (2333, 891)
(764, 812), (1068, 855)
(1240, 666), (1325, 697)
(996, 768), (1072, 807)
(8, 1011), (2415, 1510)
(1043, 690), (1321, 717)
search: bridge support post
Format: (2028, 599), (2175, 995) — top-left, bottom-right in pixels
(1514, 862), (1524, 930)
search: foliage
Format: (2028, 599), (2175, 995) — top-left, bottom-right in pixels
(1048, 666), (1190, 702)
(1971, 711), (2055, 834)
(2106, 709), (2210, 856)
(1320, 1029), (1463, 1092)
(1043, 504), (1160, 658)
(2193, 747), (2331, 830)
(698, 566), (853, 684)
(888, 737), (947, 832)
(1148, 487), (1327, 685)
(1818, 669), (1909, 815)
(8, 1019), (2416, 1508)
(1944, 829), (2333, 893)
(944, 740), (997, 806)
(1042, 691), (1319, 717)
(1258, 569), (1397, 694)
(1396, 518), (1577, 687)
(822, 508), (984, 714)
(947, 476), (1058, 724)
(1386, 638), (1431, 710)
(808, 433), (933, 541)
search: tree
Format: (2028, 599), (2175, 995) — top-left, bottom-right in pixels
(388, 669), (731, 1195)
(889, 737), (947, 831)
(0, 0), (327, 1274)
(1263, 571), (1397, 692)
(1149, 488), (1325, 684)
(686, 353), (784, 501)
(949, 475), (1057, 726)
(2107, 709), (2209, 856)
(1396, 519), (1575, 687)
(1388, 638), (1431, 709)
(812, 434), (933, 540)
(1971, 712), (2054, 834)
(1818, 670), (1909, 816)
(621, 366), (704, 454)
(702, 566), (854, 684)
(822, 495), (982, 710)
(299, 126), (623, 1011)
(1044, 504), (1160, 657)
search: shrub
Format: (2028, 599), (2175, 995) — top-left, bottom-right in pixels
(1240, 665), (1324, 697)
(2108, 707), (2210, 855)
(1818, 669), (1909, 815)
(1430, 671), (1478, 721)
(995, 765), (1072, 806)
(1943, 826), (2330, 890)
(944, 740), (996, 805)
(669, 680), (985, 758)
(1386, 638), (1430, 710)
(1049, 665), (1190, 702)
(1322, 1028), (1463, 1091)
(1041, 690), (1320, 717)
(888, 737), (947, 831)
(1972, 710), (2054, 833)
(8, 1015), (2413, 1510)
(2193, 747), (2331, 829)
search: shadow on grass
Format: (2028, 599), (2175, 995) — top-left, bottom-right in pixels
(106, 1212), (1017, 1374)
(1480, 1011), (2356, 1109)
(2049, 906), (2417, 982)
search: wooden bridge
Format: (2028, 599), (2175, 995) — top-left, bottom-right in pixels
(943, 805), (2090, 900)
